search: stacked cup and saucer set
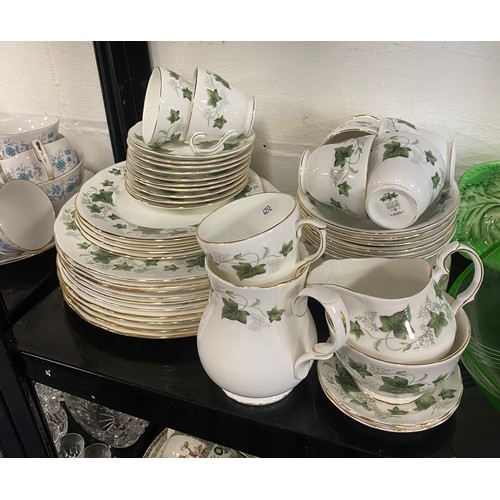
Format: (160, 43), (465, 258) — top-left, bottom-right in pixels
(46, 66), (485, 447)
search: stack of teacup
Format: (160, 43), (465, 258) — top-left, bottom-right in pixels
(0, 115), (85, 214)
(298, 115), (459, 263)
(0, 115), (84, 261)
(122, 66), (256, 209)
(194, 192), (354, 406)
(308, 240), (483, 411)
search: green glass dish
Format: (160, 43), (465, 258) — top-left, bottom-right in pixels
(454, 160), (500, 270)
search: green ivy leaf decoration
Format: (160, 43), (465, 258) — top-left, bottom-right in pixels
(113, 223), (127, 230)
(186, 255), (205, 268)
(267, 306), (285, 323)
(379, 305), (413, 339)
(427, 311), (448, 337)
(431, 172), (441, 189)
(182, 87), (193, 100)
(110, 168), (121, 175)
(207, 88), (222, 107)
(414, 393), (436, 410)
(280, 240), (294, 257)
(213, 116), (227, 129)
(350, 320), (364, 340)
(87, 204), (101, 214)
(338, 181), (352, 197)
(335, 365), (360, 394)
(379, 375), (425, 395)
(135, 226), (162, 235)
(388, 406), (410, 415)
(107, 213), (119, 220)
(90, 189), (114, 204)
(221, 297), (250, 324)
(433, 374), (447, 385)
(102, 180), (114, 187)
(426, 150), (438, 166)
(164, 264), (179, 272)
(234, 184), (252, 199)
(438, 189), (451, 205)
(169, 70), (181, 80)
(433, 281), (443, 299)
(144, 259), (159, 267)
(383, 141), (411, 161)
(347, 358), (372, 379)
(330, 198), (342, 209)
(439, 388), (457, 400)
(113, 262), (134, 271)
(334, 144), (354, 167)
(168, 109), (180, 124)
(232, 262), (267, 280)
(214, 73), (231, 89)
(77, 242), (90, 249)
(90, 248), (120, 264)
(64, 220), (77, 231)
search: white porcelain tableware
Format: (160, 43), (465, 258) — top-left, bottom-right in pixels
(32, 135), (78, 178)
(196, 192), (326, 286)
(0, 115), (59, 159)
(334, 292), (471, 404)
(142, 67), (194, 146)
(185, 67), (255, 154)
(38, 149), (84, 213)
(197, 260), (349, 405)
(0, 179), (55, 256)
(365, 131), (446, 229)
(307, 241), (483, 364)
(0, 148), (53, 183)
(299, 134), (375, 218)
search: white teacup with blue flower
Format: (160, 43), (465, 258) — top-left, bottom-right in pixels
(0, 148), (53, 184)
(32, 135), (78, 178)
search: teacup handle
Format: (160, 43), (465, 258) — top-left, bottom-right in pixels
(434, 241), (484, 316)
(292, 284), (349, 380)
(294, 218), (326, 274)
(189, 130), (240, 155)
(298, 149), (310, 194)
(31, 139), (55, 180)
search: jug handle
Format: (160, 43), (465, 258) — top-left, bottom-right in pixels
(292, 285), (349, 380)
(434, 241), (484, 316)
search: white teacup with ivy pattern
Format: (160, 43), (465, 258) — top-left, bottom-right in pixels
(299, 134), (376, 219)
(196, 192), (327, 286)
(307, 241), (483, 364)
(185, 67), (255, 154)
(142, 66), (194, 146)
(334, 300), (471, 404)
(365, 131), (446, 229)
(197, 260), (349, 405)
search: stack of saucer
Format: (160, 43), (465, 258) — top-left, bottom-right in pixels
(126, 122), (255, 209)
(298, 181), (459, 261)
(54, 162), (268, 339)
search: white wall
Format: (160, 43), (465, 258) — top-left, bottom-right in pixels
(1, 41), (500, 194)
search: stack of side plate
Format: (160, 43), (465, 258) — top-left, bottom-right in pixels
(125, 122), (255, 209)
(297, 181), (460, 261)
(55, 161), (269, 339)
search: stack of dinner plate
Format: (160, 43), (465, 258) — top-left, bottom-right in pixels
(125, 122), (255, 209)
(54, 160), (268, 339)
(298, 181), (460, 262)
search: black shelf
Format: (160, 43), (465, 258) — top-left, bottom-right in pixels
(7, 282), (500, 458)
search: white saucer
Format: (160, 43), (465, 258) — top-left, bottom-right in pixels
(317, 355), (463, 433)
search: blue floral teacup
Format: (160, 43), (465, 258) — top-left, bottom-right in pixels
(0, 148), (53, 184)
(32, 135), (78, 178)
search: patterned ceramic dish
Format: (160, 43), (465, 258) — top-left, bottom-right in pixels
(317, 355), (463, 433)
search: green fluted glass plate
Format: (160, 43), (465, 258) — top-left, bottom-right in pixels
(454, 161), (500, 269)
